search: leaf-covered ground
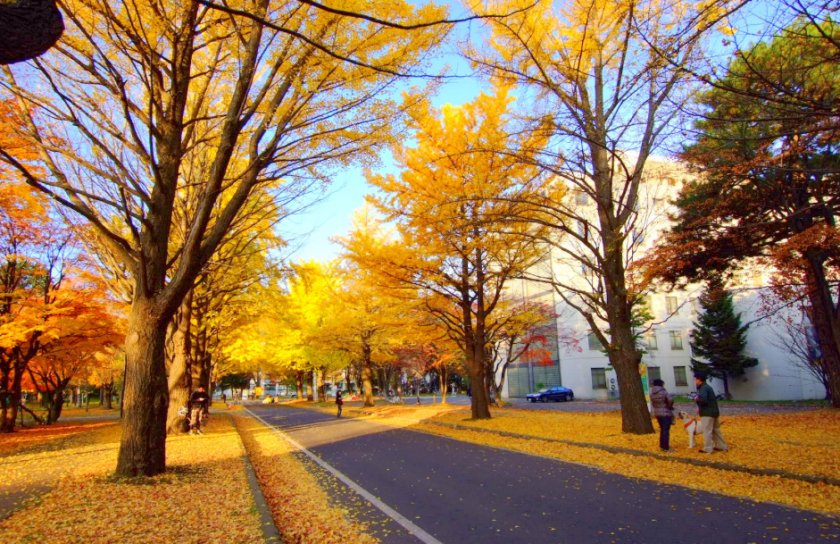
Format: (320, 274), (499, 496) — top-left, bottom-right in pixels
(3, 402), (838, 543)
(0, 414), (264, 543)
(410, 406), (840, 516)
(233, 412), (378, 544)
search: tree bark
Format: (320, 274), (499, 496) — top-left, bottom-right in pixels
(361, 342), (375, 407)
(603, 275), (653, 433)
(598, 164), (655, 434)
(438, 365), (449, 405)
(46, 385), (65, 423)
(295, 370), (304, 399)
(0, 362), (24, 432)
(115, 298), (170, 477)
(804, 253), (840, 408)
(101, 383), (113, 409)
(166, 295), (192, 434)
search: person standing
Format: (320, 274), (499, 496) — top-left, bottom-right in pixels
(335, 389), (343, 418)
(189, 386), (210, 435)
(694, 371), (728, 453)
(649, 378), (674, 452)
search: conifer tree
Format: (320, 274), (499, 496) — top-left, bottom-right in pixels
(690, 277), (758, 399)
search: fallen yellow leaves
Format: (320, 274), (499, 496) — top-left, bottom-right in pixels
(414, 407), (840, 516)
(233, 413), (378, 544)
(0, 415), (264, 543)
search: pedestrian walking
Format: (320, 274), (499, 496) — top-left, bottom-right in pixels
(694, 371), (728, 453)
(189, 386), (210, 435)
(649, 378), (674, 452)
(335, 389), (343, 418)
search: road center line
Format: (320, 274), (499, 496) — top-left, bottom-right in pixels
(246, 408), (444, 544)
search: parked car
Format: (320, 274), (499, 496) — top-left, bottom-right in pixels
(526, 386), (574, 402)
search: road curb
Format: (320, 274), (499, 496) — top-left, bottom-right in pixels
(230, 413), (282, 543)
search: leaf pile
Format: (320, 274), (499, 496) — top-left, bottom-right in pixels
(0, 415), (264, 543)
(416, 407), (840, 516)
(233, 413), (378, 544)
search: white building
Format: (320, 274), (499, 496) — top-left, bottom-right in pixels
(500, 160), (825, 402)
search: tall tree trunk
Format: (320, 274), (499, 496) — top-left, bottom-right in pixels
(601, 209), (654, 434)
(295, 369), (304, 399)
(166, 296), (192, 434)
(438, 365), (449, 405)
(101, 383), (113, 409)
(1, 362), (24, 432)
(306, 370), (314, 401)
(466, 336), (491, 418)
(116, 298), (169, 477)
(465, 251), (491, 420)
(0, 362), (10, 431)
(805, 253), (840, 408)
(361, 343), (375, 407)
(316, 367), (326, 402)
(46, 385), (66, 423)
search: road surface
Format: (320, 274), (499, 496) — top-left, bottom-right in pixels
(248, 404), (839, 544)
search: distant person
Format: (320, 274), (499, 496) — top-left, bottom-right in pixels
(649, 378), (674, 452)
(335, 390), (344, 418)
(694, 371), (728, 453)
(189, 386), (210, 435)
(221, 392), (227, 406)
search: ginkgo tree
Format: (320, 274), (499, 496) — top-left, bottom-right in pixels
(1, 0), (449, 475)
(328, 256), (415, 407)
(464, 0), (742, 433)
(165, 187), (284, 432)
(345, 87), (556, 419)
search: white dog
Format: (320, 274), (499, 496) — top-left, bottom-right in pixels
(677, 410), (699, 449)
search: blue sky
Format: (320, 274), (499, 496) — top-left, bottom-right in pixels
(280, 0), (773, 264)
(283, 15), (484, 264)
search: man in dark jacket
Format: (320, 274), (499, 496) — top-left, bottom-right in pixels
(694, 372), (727, 453)
(189, 386), (210, 435)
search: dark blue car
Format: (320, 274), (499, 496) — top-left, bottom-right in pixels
(526, 386), (574, 402)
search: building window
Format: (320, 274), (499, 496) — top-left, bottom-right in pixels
(575, 190), (588, 205)
(591, 368), (607, 389)
(648, 366), (661, 383)
(587, 332), (603, 351)
(642, 332), (658, 350)
(674, 366), (688, 387)
(666, 296), (679, 315)
(669, 331), (684, 350)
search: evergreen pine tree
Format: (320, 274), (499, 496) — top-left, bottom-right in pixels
(690, 276), (759, 399)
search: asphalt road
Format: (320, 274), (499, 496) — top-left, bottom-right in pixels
(248, 405), (839, 544)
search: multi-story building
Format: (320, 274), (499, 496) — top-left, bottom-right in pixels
(500, 159), (825, 402)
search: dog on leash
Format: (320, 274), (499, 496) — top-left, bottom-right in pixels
(677, 410), (699, 449)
